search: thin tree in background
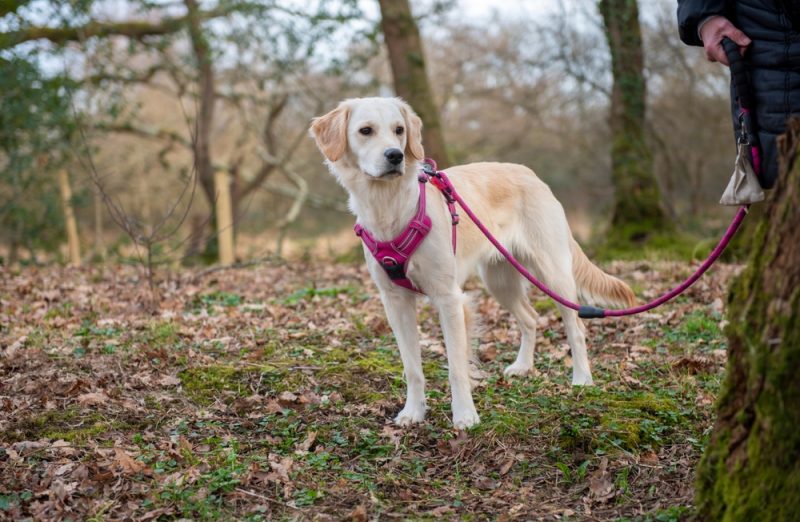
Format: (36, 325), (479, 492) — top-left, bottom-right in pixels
(378, 0), (451, 166)
(695, 119), (800, 521)
(598, 0), (670, 246)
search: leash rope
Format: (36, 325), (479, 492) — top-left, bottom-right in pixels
(425, 163), (749, 319)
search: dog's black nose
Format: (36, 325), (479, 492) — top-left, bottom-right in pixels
(384, 148), (404, 165)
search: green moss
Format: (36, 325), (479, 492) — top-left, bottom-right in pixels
(533, 299), (556, 314)
(180, 363), (303, 405)
(314, 346), (405, 402)
(180, 365), (248, 405)
(560, 392), (680, 453)
(3, 407), (123, 444)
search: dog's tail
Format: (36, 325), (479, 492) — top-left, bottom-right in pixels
(571, 239), (637, 309)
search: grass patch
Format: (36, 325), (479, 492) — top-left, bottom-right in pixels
(187, 291), (243, 313)
(279, 285), (366, 306)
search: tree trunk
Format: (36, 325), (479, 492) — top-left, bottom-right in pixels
(185, 0), (220, 260)
(377, 0), (451, 166)
(598, 0), (670, 245)
(57, 169), (81, 266)
(695, 118), (800, 521)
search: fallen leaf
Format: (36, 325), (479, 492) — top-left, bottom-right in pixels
(474, 476), (499, 490)
(294, 431), (317, 454)
(78, 392), (109, 406)
(478, 343), (497, 362)
(672, 356), (715, 374)
(114, 447), (152, 476)
(640, 451), (659, 465)
(158, 375), (181, 387)
(348, 505), (368, 521)
(588, 457), (615, 503)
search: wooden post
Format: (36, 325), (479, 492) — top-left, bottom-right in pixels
(93, 187), (105, 258)
(58, 169), (81, 266)
(214, 170), (235, 265)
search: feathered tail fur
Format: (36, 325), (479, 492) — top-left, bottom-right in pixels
(571, 239), (637, 309)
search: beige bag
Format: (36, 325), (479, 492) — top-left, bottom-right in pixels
(720, 143), (765, 206)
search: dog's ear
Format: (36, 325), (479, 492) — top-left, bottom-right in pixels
(397, 99), (425, 161)
(309, 104), (350, 162)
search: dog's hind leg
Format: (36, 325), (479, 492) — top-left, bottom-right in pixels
(526, 254), (594, 386)
(379, 289), (427, 425)
(479, 260), (539, 377)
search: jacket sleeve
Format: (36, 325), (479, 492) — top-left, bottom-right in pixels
(677, 0), (729, 46)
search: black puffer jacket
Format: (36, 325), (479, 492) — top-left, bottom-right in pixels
(678, 0), (800, 188)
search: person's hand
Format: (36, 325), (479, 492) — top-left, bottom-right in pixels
(699, 15), (751, 66)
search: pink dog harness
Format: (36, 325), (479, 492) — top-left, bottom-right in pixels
(354, 160), (458, 293)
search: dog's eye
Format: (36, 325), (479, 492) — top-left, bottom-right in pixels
(395, 126), (404, 135)
(359, 127), (373, 136)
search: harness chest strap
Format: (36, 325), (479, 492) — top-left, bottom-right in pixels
(354, 170), (458, 293)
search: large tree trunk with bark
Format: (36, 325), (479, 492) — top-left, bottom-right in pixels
(377, 0), (451, 166)
(598, 0), (670, 246)
(695, 119), (800, 521)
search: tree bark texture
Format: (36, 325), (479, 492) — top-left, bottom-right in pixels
(598, 0), (670, 244)
(378, 0), (451, 167)
(184, 0), (217, 209)
(695, 118), (800, 521)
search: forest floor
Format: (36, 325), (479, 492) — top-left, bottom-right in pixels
(0, 260), (737, 521)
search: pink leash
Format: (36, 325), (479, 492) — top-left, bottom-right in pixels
(422, 160), (749, 319)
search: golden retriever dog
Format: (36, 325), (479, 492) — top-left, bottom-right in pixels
(309, 97), (635, 429)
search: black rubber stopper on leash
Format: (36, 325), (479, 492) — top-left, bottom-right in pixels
(578, 306), (606, 319)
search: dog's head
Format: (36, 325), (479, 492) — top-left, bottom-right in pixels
(309, 97), (424, 185)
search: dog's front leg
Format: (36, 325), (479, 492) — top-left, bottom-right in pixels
(433, 292), (480, 429)
(379, 289), (427, 425)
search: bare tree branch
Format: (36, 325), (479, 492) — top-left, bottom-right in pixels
(0, 4), (244, 50)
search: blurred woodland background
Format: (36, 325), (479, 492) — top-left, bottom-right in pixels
(1, 0), (736, 270)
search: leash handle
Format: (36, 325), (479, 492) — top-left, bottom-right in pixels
(722, 36), (764, 180)
(722, 37), (753, 112)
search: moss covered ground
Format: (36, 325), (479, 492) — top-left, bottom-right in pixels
(0, 261), (737, 520)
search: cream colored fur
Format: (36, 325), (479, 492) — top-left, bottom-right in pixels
(310, 97), (636, 429)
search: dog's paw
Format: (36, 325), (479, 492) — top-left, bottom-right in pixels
(571, 373), (594, 386)
(394, 405), (426, 426)
(452, 407), (480, 430)
(503, 362), (535, 378)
